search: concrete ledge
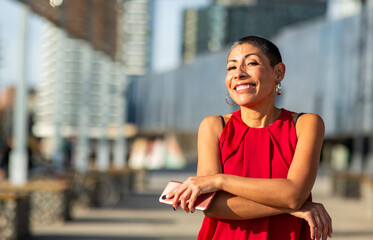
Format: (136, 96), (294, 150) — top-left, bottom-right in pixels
(0, 192), (30, 240)
(69, 168), (146, 209)
(90, 168), (141, 208)
(0, 180), (70, 226)
(332, 171), (363, 198)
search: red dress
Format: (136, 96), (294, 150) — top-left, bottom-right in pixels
(198, 109), (311, 240)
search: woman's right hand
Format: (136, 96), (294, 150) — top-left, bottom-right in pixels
(290, 201), (332, 240)
(168, 175), (220, 213)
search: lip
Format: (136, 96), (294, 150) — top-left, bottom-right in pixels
(233, 82), (256, 93)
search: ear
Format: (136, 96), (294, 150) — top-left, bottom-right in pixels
(274, 63), (286, 83)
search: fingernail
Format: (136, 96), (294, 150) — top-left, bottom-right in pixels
(173, 207), (176, 211)
(162, 195), (167, 200)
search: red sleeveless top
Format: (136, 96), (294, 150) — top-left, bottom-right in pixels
(198, 109), (311, 240)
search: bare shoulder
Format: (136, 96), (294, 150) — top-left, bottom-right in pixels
(199, 114), (232, 139)
(295, 113), (324, 126)
(221, 113), (232, 124)
(293, 113), (325, 137)
(198, 116), (229, 175)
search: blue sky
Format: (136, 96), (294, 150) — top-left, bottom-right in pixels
(152, 0), (211, 73)
(0, 0), (44, 89)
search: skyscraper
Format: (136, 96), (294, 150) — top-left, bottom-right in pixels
(31, 1), (127, 172)
(121, 0), (153, 76)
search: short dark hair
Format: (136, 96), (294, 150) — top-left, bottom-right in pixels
(230, 36), (282, 67)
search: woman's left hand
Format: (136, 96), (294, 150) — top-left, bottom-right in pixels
(290, 201), (333, 240)
(167, 175), (220, 213)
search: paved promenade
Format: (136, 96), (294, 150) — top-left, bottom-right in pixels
(31, 170), (373, 240)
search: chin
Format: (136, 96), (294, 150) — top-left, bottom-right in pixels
(234, 98), (255, 106)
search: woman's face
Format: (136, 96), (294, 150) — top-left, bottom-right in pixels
(225, 43), (283, 108)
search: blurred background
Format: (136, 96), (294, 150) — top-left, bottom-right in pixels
(0, 0), (373, 239)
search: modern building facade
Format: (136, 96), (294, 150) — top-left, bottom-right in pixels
(182, 1), (327, 62)
(121, 0), (153, 76)
(31, 1), (128, 172)
(16, 0), (121, 60)
(136, 4), (373, 175)
(10, 0), (155, 173)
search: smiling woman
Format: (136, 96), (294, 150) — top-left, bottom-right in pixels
(164, 36), (333, 240)
(225, 42), (285, 114)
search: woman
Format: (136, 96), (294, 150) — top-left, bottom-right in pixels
(165, 36), (332, 240)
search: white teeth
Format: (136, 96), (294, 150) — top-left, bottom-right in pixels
(236, 84), (254, 91)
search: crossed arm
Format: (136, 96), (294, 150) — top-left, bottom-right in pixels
(167, 113), (332, 240)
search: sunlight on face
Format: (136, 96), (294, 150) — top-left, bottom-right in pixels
(225, 43), (278, 108)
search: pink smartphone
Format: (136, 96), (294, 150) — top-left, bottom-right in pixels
(159, 181), (216, 211)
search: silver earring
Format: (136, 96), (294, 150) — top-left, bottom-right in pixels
(276, 82), (282, 96)
(225, 93), (236, 106)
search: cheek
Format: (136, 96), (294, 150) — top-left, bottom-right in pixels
(255, 68), (266, 78)
(257, 70), (275, 87)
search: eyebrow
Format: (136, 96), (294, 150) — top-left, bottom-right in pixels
(227, 53), (261, 64)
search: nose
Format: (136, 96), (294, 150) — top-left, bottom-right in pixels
(234, 64), (248, 80)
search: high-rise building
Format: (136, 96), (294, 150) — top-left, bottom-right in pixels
(34, 22), (126, 167)
(183, 6), (227, 63)
(29, 1), (128, 172)
(16, 0), (121, 60)
(121, 0), (153, 76)
(182, 1), (327, 62)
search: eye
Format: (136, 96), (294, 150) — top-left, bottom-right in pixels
(248, 61), (259, 66)
(227, 66), (236, 71)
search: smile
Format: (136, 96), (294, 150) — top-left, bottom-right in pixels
(235, 84), (255, 91)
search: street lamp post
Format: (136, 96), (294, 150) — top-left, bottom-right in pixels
(9, 3), (30, 185)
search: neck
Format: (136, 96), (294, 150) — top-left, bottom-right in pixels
(240, 105), (281, 128)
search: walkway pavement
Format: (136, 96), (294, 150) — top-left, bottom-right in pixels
(31, 170), (373, 240)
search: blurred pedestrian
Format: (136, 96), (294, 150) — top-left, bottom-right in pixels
(165, 36), (332, 240)
(0, 137), (12, 180)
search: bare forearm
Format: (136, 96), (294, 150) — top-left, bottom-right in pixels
(204, 192), (333, 240)
(216, 174), (310, 210)
(204, 191), (291, 220)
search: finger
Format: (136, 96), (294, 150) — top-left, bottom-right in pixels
(310, 226), (315, 240)
(188, 191), (199, 213)
(321, 204), (333, 238)
(326, 211), (333, 237)
(172, 187), (186, 210)
(314, 214), (324, 240)
(316, 203), (332, 239)
(167, 191), (175, 199)
(305, 214), (316, 240)
(317, 209), (330, 240)
(180, 189), (192, 212)
(322, 225), (328, 240)
(172, 191), (180, 210)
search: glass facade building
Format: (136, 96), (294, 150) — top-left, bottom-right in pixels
(182, 1), (327, 62)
